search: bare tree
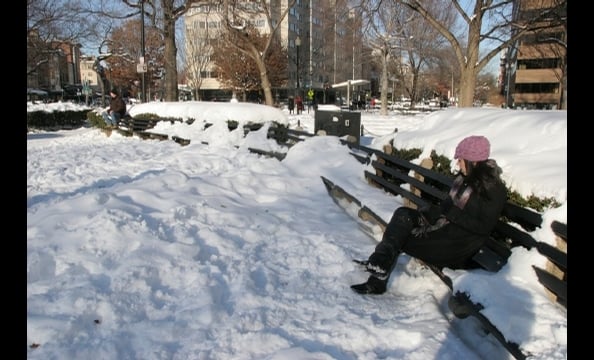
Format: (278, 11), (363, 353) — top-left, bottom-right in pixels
(106, 19), (165, 99)
(213, 26), (288, 101)
(429, 47), (460, 103)
(359, 1), (407, 115)
(213, 28), (262, 100)
(27, 0), (102, 83)
(92, 39), (116, 104)
(109, 0), (199, 102)
(397, 0), (565, 107)
(155, 0), (187, 101)
(400, 1), (455, 107)
(75, 0), (153, 102)
(219, 0), (297, 106)
(29, 0), (194, 102)
(359, 0), (454, 113)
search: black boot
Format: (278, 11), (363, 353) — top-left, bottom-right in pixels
(351, 275), (388, 295)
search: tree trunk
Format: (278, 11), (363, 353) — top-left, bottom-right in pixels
(457, 12), (481, 108)
(254, 52), (274, 106)
(162, 0), (178, 102)
(399, 0), (494, 108)
(458, 69), (476, 107)
(379, 49), (389, 116)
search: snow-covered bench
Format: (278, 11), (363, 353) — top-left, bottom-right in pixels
(116, 116), (189, 143)
(117, 115), (157, 133)
(246, 125), (315, 160)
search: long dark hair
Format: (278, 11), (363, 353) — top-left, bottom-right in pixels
(463, 159), (503, 198)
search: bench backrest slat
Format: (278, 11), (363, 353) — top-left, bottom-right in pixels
(370, 161), (450, 202)
(532, 266), (567, 306)
(501, 203), (543, 231)
(551, 220), (567, 241)
(365, 171), (432, 209)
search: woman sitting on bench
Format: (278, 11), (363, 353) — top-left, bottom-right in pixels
(351, 135), (508, 294)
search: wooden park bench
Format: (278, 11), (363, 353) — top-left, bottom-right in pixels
(246, 125), (566, 359)
(117, 115), (156, 133)
(246, 124), (315, 160)
(327, 139), (567, 360)
(116, 115), (190, 145)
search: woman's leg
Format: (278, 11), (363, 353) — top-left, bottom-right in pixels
(351, 207), (421, 294)
(369, 207), (420, 275)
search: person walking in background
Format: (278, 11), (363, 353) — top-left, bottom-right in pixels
(295, 95), (303, 114)
(288, 96), (295, 114)
(351, 135), (508, 295)
(101, 89), (126, 127)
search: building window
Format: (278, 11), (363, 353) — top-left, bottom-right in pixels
(515, 82), (559, 94)
(517, 57), (561, 69)
(522, 31), (564, 45)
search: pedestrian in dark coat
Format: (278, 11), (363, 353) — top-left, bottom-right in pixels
(351, 135), (508, 294)
(102, 89), (127, 127)
(295, 95), (304, 114)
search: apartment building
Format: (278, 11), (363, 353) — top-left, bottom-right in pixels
(183, 0), (368, 103)
(504, 0), (566, 109)
(80, 56), (101, 88)
(27, 35), (81, 91)
(27, 30), (85, 101)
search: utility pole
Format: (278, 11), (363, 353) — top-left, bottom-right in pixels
(296, 36), (301, 97)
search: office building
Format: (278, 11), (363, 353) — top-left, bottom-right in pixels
(504, 0), (566, 109)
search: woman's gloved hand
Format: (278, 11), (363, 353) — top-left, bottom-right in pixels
(412, 217), (449, 237)
(420, 204), (441, 225)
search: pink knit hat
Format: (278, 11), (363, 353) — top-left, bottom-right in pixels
(454, 135), (490, 161)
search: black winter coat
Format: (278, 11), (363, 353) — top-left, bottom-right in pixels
(407, 168), (508, 269)
(109, 96), (126, 117)
(373, 159), (508, 271)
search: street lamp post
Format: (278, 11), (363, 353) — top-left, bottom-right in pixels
(505, 65), (509, 108)
(296, 36), (301, 96)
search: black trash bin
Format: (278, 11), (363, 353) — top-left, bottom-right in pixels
(314, 110), (361, 145)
